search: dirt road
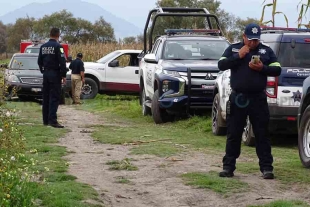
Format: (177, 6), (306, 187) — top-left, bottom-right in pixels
(57, 105), (310, 207)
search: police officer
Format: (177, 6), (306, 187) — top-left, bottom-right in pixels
(69, 52), (85, 104)
(38, 27), (67, 128)
(218, 23), (282, 179)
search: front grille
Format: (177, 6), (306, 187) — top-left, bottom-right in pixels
(20, 77), (43, 85)
(179, 71), (218, 80)
(185, 85), (214, 96)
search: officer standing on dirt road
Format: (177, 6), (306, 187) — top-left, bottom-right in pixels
(217, 23), (282, 179)
(69, 52), (85, 104)
(38, 27), (67, 128)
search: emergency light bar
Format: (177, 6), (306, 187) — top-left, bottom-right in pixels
(165, 29), (221, 35)
(261, 26), (310, 32)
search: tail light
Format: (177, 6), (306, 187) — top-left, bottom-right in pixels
(266, 76), (278, 98)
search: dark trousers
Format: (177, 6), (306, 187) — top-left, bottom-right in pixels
(42, 70), (61, 124)
(222, 91), (273, 173)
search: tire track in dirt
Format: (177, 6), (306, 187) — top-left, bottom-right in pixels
(57, 105), (310, 207)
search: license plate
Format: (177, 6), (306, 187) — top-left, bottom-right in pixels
(31, 88), (42, 92)
(201, 84), (214, 89)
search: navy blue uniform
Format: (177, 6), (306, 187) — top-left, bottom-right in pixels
(218, 41), (281, 174)
(69, 58), (84, 74)
(38, 39), (67, 125)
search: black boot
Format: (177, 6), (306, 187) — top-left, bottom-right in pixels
(219, 170), (234, 177)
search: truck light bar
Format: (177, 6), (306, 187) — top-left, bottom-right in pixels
(165, 29), (221, 34)
(261, 26), (310, 32)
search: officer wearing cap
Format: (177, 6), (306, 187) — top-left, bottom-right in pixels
(218, 23), (282, 179)
(69, 53), (85, 104)
(38, 27), (67, 128)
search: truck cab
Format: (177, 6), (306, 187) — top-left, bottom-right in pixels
(138, 7), (228, 124)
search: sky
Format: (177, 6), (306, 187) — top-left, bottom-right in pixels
(0, 0), (309, 29)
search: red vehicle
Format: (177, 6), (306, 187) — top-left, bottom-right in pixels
(20, 39), (70, 58)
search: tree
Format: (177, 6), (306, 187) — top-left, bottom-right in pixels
(93, 16), (115, 43)
(231, 17), (261, 41)
(6, 17), (36, 52)
(123, 36), (137, 44)
(152, 0), (239, 43)
(0, 21), (7, 53)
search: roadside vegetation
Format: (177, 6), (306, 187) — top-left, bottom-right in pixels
(0, 65), (103, 207)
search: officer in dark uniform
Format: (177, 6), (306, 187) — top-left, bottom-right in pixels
(38, 27), (67, 128)
(218, 23), (282, 179)
(69, 52), (85, 104)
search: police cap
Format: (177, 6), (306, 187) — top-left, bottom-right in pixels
(77, 53), (83, 58)
(244, 23), (261, 40)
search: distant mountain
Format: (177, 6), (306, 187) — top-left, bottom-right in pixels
(0, 0), (143, 39)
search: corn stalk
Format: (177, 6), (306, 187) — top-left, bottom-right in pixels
(297, 0), (310, 28)
(260, 0), (289, 27)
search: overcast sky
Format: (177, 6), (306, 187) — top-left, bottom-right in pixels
(0, 0), (308, 28)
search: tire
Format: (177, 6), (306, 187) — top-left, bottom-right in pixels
(18, 95), (33, 101)
(298, 105), (310, 168)
(80, 77), (98, 99)
(142, 87), (151, 116)
(151, 90), (173, 124)
(242, 116), (256, 146)
(212, 93), (227, 135)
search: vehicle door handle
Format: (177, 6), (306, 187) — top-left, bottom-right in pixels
(135, 70), (139, 74)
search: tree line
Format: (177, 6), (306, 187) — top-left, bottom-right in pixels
(1, 0), (309, 54)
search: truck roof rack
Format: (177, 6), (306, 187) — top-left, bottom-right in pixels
(261, 26), (310, 34)
(142, 7), (224, 54)
(164, 29), (221, 36)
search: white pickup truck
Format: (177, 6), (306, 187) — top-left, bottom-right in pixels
(65, 49), (142, 99)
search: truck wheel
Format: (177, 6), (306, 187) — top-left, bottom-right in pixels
(298, 105), (310, 168)
(81, 77), (98, 99)
(151, 90), (173, 124)
(212, 93), (227, 135)
(242, 117), (256, 146)
(142, 87), (151, 116)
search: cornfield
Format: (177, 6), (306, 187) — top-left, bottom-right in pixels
(70, 42), (144, 62)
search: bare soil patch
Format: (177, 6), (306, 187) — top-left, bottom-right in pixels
(57, 105), (310, 207)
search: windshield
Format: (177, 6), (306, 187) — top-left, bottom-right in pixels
(25, 48), (40, 53)
(162, 40), (229, 60)
(96, 51), (121, 63)
(278, 43), (310, 68)
(10, 57), (40, 70)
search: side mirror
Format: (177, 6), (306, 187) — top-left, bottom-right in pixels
(144, 54), (157, 64)
(108, 59), (119, 67)
(67, 55), (73, 62)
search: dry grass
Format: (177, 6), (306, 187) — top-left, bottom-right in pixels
(70, 42), (143, 62)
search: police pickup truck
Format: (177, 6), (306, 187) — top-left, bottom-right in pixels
(212, 26), (310, 146)
(139, 7), (229, 124)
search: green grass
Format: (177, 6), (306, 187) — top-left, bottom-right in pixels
(248, 200), (310, 207)
(106, 158), (138, 171)
(4, 101), (103, 207)
(77, 94), (310, 186)
(114, 176), (131, 184)
(181, 171), (248, 195)
(0, 58), (10, 64)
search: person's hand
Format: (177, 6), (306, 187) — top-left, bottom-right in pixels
(62, 77), (66, 85)
(238, 45), (250, 59)
(249, 60), (263, 71)
(82, 78), (85, 85)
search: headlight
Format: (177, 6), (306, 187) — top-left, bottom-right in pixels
(163, 70), (180, 77)
(7, 75), (20, 83)
(162, 80), (171, 93)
